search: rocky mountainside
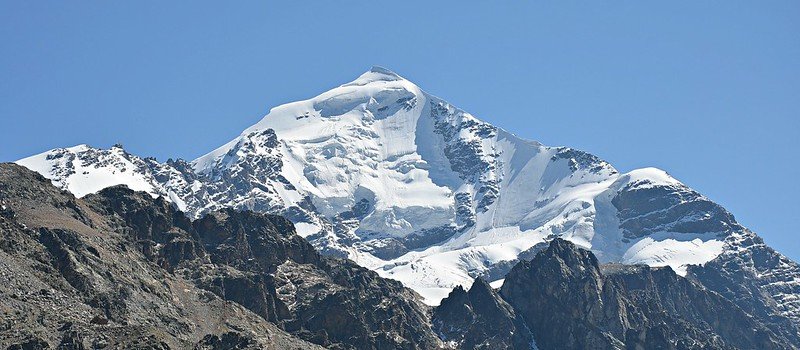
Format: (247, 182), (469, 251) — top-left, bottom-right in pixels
(2, 163), (798, 349)
(432, 278), (532, 349)
(0, 164), (439, 349)
(501, 239), (799, 349)
(14, 67), (800, 328)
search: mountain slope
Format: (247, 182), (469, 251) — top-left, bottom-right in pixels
(499, 239), (798, 349)
(15, 67), (800, 322)
(0, 163), (319, 349)
(0, 163), (441, 349)
(4, 163), (799, 348)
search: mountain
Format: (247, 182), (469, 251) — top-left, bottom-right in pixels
(1, 163), (797, 349)
(14, 67), (800, 325)
(0, 164), (321, 349)
(500, 239), (798, 349)
(0, 163), (440, 349)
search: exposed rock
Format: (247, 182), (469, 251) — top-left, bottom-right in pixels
(14, 68), (798, 317)
(3, 162), (800, 350)
(0, 163), (320, 349)
(688, 231), (800, 344)
(611, 181), (741, 239)
(500, 239), (793, 350)
(0, 163), (438, 350)
(433, 278), (532, 349)
(194, 332), (257, 350)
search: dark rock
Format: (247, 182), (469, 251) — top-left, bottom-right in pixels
(89, 315), (108, 325)
(364, 225), (459, 260)
(687, 231), (800, 345)
(501, 239), (792, 350)
(611, 182), (741, 239)
(6, 337), (49, 350)
(433, 278), (532, 349)
(0, 163), (320, 349)
(194, 332), (257, 350)
(551, 147), (615, 174)
(3, 161), (799, 350)
(57, 330), (86, 350)
(71, 166), (438, 349)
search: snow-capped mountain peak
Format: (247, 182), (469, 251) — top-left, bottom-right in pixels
(15, 68), (800, 317)
(347, 65), (407, 85)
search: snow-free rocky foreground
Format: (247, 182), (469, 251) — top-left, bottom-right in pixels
(16, 67), (800, 319)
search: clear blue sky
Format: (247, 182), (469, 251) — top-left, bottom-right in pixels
(1, 2), (798, 259)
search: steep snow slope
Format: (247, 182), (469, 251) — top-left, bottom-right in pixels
(15, 68), (800, 313)
(187, 67), (733, 303)
(193, 68), (455, 241)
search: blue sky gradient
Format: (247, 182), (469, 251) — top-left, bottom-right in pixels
(1, 1), (798, 259)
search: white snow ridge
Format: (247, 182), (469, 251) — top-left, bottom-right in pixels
(15, 67), (795, 308)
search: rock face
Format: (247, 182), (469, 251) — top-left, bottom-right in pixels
(433, 278), (532, 349)
(86, 188), (441, 350)
(0, 163), (438, 349)
(18, 68), (800, 310)
(0, 164), (318, 349)
(687, 232), (800, 343)
(2, 163), (799, 349)
(499, 239), (798, 350)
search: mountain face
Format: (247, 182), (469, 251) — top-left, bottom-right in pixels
(500, 239), (799, 349)
(2, 163), (797, 349)
(0, 164), (321, 349)
(0, 164), (440, 349)
(13, 67), (800, 326)
(432, 278), (533, 349)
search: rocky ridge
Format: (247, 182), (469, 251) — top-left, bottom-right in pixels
(500, 239), (799, 349)
(12, 68), (800, 331)
(2, 163), (799, 348)
(0, 163), (437, 349)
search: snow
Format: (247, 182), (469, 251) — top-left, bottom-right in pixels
(16, 145), (159, 198)
(167, 190), (188, 212)
(489, 279), (505, 289)
(616, 167), (682, 190)
(367, 225), (551, 305)
(621, 233), (725, 276)
(192, 66), (456, 238)
(15, 67), (740, 305)
(293, 222), (321, 238)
